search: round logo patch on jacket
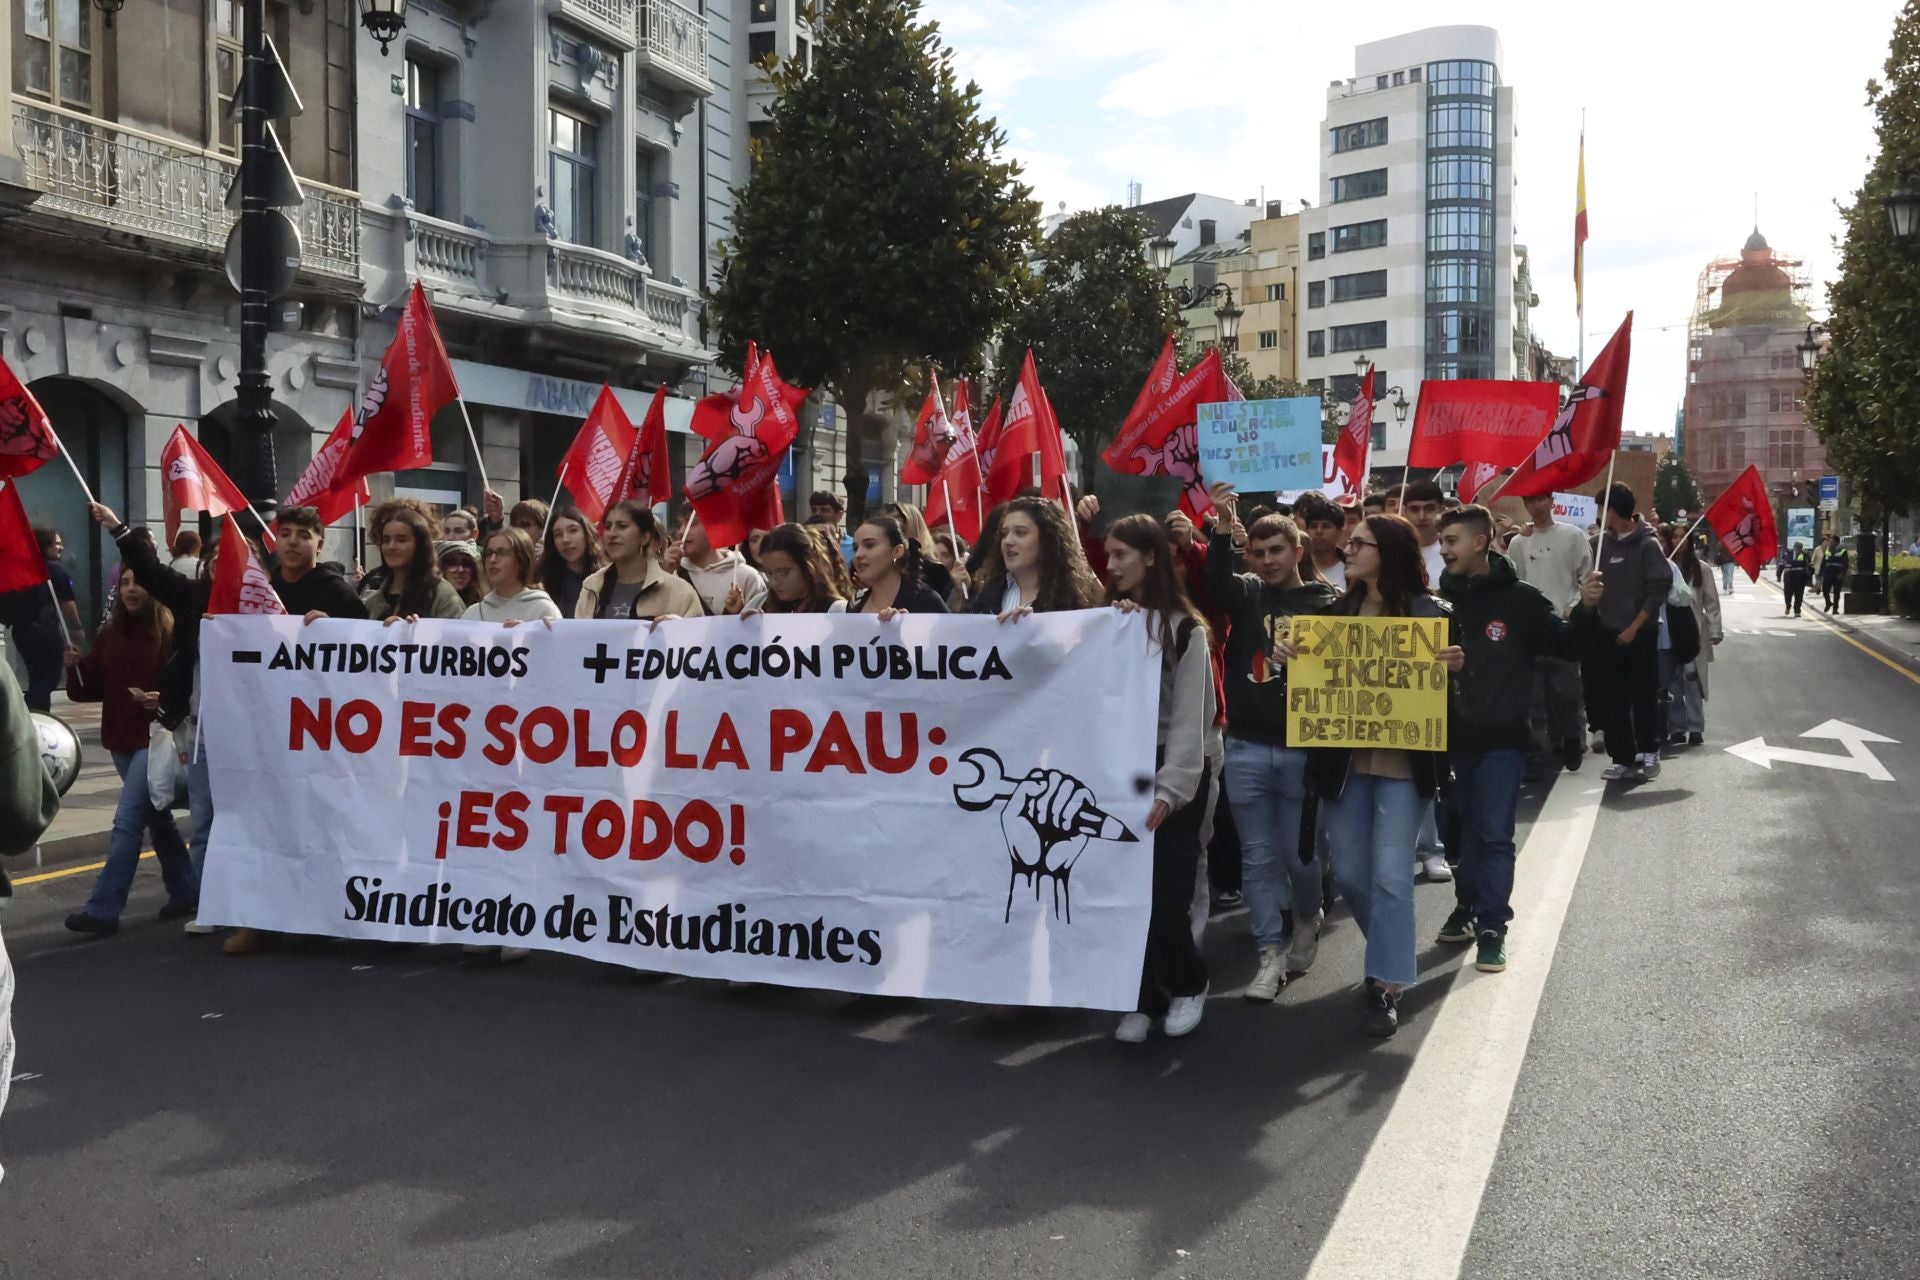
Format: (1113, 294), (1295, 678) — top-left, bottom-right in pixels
(1484, 620), (1508, 642)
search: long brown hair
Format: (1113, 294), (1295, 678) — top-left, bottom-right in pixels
(759, 522), (845, 613)
(803, 523), (854, 599)
(1103, 514), (1210, 651)
(484, 527), (539, 594)
(537, 504), (607, 588)
(377, 507), (441, 617)
(1342, 514), (1428, 616)
(98, 567), (174, 667)
(974, 497), (1102, 612)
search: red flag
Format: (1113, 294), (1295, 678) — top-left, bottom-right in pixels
(1457, 460), (1500, 504)
(613, 384), (674, 511)
(690, 343), (806, 445)
(974, 396), (1006, 483)
(926, 381), (984, 543)
(337, 281), (458, 486)
(0, 356), (59, 482)
(1703, 464), (1778, 584)
(557, 385), (638, 525)
(1501, 312), (1633, 499)
(988, 351), (1056, 505)
(206, 514), (288, 616)
(1407, 380), (1562, 469)
(1038, 386), (1067, 485)
(1333, 364), (1376, 497)
(284, 409), (370, 527)
(0, 480), (49, 595)
(161, 425), (250, 548)
(901, 369), (954, 486)
(685, 348), (806, 548)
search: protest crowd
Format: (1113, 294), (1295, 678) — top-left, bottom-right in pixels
(1, 298), (1774, 1050)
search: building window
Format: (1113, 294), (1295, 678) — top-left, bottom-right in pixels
(635, 148), (659, 266)
(1331, 371), (1383, 402)
(1372, 421), (1387, 450)
(1331, 269), (1388, 302)
(1331, 117), (1388, 153)
(748, 29), (776, 63)
(1331, 321), (1386, 353)
(1426, 256), (1492, 303)
(1730, 389), (1747, 419)
(1331, 169), (1388, 203)
(405, 57), (444, 219)
(796, 35), (810, 71)
(1393, 70), (1404, 86)
(1427, 155), (1493, 201)
(1258, 330), (1280, 350)
(1332, 219), (1388, 253)
(1307, 330), (1326, 358)
(1307, 232), (1326, 260)
(213, 1), (243, 153)
(1427, 103), (1494, 148)
(20, 0), (96, 110)
(1427, 60), (1495, 98)
(1428, 310), (1490, 356)
(1307, 281), (1325, 308)
(1427, 208), (1492, 252)
(1376, 74), (1388, 90)
(750, 0), (776, 20)
(1266, 282), (1285, 302)
(547, 106), (599, 247)
(1409, 66), (1422, 82)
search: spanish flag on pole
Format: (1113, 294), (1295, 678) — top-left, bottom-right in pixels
(1574, 130), (1588, 317)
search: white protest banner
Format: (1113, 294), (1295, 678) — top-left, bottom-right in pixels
(1279, 444), (1355, 504)
(197, 613), (1160, 1010)
(1551, 491), (1598, 528)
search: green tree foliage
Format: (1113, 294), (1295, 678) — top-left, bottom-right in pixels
(1807, 3), (1920, 521)
(997, 208), (1177, 486)
(1652, 454), (1703, 521)
(708, 0), (1040, 518)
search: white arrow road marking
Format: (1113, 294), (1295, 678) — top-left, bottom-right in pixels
(1725, 719), (1899, 782)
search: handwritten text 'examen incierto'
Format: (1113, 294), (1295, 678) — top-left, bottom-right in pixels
(1285, 616), (1450, 750)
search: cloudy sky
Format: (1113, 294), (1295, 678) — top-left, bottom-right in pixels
(919, 0), (1903, 441)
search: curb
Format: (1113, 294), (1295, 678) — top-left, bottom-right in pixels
(20, 829), (114, 876)
(1759, 578), (1920, 678)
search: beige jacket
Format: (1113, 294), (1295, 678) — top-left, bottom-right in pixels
(575, 560), (703, 620)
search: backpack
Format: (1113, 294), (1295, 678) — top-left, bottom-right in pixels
(1666, 602), (1701, 666)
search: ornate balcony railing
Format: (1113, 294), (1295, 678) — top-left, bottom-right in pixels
(558, 0), (638, 48)
(409, 213), (490, 293)
(638, 0), (709, 92)
(10, 96), (359, 280)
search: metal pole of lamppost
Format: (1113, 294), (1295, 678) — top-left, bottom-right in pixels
(1882, 176), (1920, 603)
(233, 0), (276, 528)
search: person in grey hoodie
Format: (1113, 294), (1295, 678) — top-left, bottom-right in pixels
(463, 528), (563, 626)
(668, 508), (766, 616)
(1593, 483), (1672, 781)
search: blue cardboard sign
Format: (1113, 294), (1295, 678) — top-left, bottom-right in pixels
(1195, 397), (1323, 493)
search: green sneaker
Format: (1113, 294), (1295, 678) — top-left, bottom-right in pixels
(1437, 906), (1476, 944)
(1475, 930), (1507, 973)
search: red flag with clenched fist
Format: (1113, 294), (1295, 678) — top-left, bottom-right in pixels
(1703, 464), (1778, 584)
(686, 347), (806, 548)
(161, 425), (250, 547)
(925, 380), (984, 543)
(337, 281), (459, 487)
(557, 385), (638, 525)
(901, 370), (955, 487)
(1457, 460), (1500, 505)
(0, 480), (48, 595)
(0, 356), (58, 482)
(1333, 364), (1376, 498)
(206, 514), (288, 616)
(1501, 313), (1632, 499)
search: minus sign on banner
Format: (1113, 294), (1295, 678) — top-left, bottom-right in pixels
(231, 651), (262, 664)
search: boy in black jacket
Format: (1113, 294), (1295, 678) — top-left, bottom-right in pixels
(1434, 506), (1602, 973)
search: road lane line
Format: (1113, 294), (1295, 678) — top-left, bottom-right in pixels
(12, 851), (154, 886)
(1756, 581), (1920, 687)
(1303, 774), (1605, 1280)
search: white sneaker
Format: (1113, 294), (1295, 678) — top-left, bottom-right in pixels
(1601, 762), (1634, 781)
(500, 946), (531, 962)
(1422, 854), (1453, 882)
(1287, 911), (1323, 973)
(182, 919), (218, 936)
(1245, 945), (1286, 1002)
(1163, 989), (1208, 1037)
(1638, 754), (1662, 780)
(1113, 1012), (1152, 1043)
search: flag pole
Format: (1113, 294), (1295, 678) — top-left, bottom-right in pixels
(245, 502), (277, 549)
(48, 581), (80, 689)
(457, 397), (493, 498)
(1592, 452), (1617, 573)
(52, 433), (97, 507)
(1667, 512), (1708, 561)
(538, 474), (565, 547)
(351, 493), (363, 577)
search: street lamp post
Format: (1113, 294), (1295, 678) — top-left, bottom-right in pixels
(1880, 179), (1919, 603)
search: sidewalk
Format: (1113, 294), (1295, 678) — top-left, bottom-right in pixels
(1755, 577), (1920, 676)
(27, 692), (194, 872)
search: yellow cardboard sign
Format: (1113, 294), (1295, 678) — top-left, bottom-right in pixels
(1284, 615), (1449, 751)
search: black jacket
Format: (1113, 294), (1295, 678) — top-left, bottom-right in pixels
(114, 524), (205, 731)
(1305, 591), (1454, 801)
(1438, 553), (1593, 755)
(273, 564), (368, 619)
(1205, 533), (1339, 746)
(850, 577), (950, 614)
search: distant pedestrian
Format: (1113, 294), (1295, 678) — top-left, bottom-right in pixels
(1717, 539), (1737, 595)
(1781, 543), (1814, 617)
(167, 530), (203, 578)
(1816, 534), (1849, 612)
(1, 525), (83, 712)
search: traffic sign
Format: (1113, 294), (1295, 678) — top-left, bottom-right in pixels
(1819, 475), (1839, 511)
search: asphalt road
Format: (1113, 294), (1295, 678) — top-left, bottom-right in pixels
(1, 577), (1915, 1280)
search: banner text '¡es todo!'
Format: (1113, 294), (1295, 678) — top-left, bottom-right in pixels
(285, 699), (954, 775)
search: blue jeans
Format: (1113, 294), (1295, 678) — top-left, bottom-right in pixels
(1416, 798), (1445, 859)
(82, 748), (197, 921)
(1223, 738), (1321, 948)
(1660, 653), (1704, 735)
(1324, 772), (1421, 987)
(1719, 560), (1735, 593)
(186, 723), (214, 885)
(1448, 749), (1525, 932)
